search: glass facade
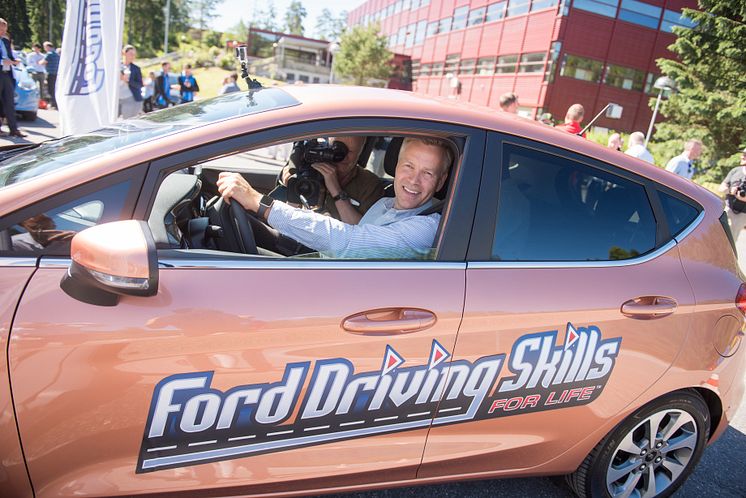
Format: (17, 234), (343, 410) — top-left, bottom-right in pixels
(486, 1), (507, 22)
(519, 52), (546, 73)
(477, 57), (496, 75)
(604, 63), (645, 91)
(507, 0), (531, 17)
(496, 54), (519, 74)
(573, 0), (618, 18)
(618, 0), (661, 29)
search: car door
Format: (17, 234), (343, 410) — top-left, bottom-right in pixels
(419, 133), (696, 477)
(8, 119), (484, 497)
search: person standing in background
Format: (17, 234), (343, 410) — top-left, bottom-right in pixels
(119, 44), (143, 119)
(665, 139), (703, 180)
(178, 64), (199, 103)
(625, 131), (655, 164)
(0, 18), (25, 137)
(41, 41), (59, 109)
(719, 147), (746, 244)
(608, 133), (623, 151)
(555, 104), (586, 138)
(499, 92), (518, 113)
(27, 43), (46, 100)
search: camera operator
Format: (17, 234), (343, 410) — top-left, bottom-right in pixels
(718, 146), (746, 243)
(279, 136), (384, 224)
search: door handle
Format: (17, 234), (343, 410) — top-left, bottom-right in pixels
(342, 308), (437, 335)
(621, 296), (677, 319)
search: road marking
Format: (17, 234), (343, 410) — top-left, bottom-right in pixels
(438, 407), (462, 413)
(147, 445), (177, 452)
(339, 420), (365, 427)
(374, 416), (399, 422)
(267, 429), (294, 437)
(407, 411), (431, 418)
(304, 425), (331, 432)
(228, 435), (257, 442)
(188, 440), (218, 447)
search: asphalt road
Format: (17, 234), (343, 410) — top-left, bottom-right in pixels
(3, 108), (746, 497)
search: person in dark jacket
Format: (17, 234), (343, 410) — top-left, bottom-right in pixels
(119, 44), (143, 119)
(0, 18), (25, 137)
(154, 62), (178, 108)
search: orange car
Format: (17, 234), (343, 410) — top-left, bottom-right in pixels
(0, 86), (743, 498)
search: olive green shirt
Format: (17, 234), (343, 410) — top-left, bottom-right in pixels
(323, 166), (385, 220)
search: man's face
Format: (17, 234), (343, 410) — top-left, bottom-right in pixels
(689, 142), (702, 160)
(609, 135), (622, 150)
(0, 22), (7, 37)
(330, 136), (365, 177)
(125, 48), (136, 62)
(163, 63), (171, 73)
(393, 141), (448, 211)
(504, 101), (518, 114)
(185, 67), (192, 76)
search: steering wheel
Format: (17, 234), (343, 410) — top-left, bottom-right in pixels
(208, 196), (258, 254)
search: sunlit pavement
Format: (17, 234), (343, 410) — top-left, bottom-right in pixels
(2, 109), (745, 497)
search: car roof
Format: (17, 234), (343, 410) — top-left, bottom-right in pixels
(0, 85), (721, 217)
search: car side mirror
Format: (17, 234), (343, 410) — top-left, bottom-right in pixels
(60, 220), (158, 306)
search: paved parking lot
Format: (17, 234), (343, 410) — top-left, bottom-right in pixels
(3, 109), (745, 497)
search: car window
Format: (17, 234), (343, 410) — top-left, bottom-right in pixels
(0, 181), (132, 255)
(153, 134), (456, 261)
(658, 191), (700, 237)
(492, 144), (656, 261)
(0, 88), (300, 189)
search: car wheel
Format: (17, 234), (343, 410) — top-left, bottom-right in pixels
(567, 390), (710, 498)
(21, 111), (37, 121)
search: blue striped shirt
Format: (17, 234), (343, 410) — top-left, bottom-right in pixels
(268, 197), (440, 259)
(44, 51), (60, 75)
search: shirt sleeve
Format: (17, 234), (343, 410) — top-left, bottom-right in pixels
(267, 201), (440, 259)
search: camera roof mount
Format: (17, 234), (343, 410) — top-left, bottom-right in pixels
(234, 45), (263, 90)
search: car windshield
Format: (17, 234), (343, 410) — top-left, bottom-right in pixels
(0, 87), (300, 189)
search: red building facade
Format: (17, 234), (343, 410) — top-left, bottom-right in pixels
(349, 0), (696, 133)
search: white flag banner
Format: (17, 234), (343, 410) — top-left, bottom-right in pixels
(58, 0), (126, 136)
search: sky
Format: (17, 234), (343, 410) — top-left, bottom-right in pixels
(211, 0), (367, 38)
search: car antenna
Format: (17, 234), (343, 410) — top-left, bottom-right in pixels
(234, 45), (263, 90)
(579, 103), (612, 137)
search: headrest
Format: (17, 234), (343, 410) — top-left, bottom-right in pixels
(383, 137), (404, 177)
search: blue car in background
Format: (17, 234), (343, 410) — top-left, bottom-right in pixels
(12, 62), (39, 121)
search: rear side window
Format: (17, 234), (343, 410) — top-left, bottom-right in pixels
(658, 191), (699, 237)
(492, 144), (657, 261)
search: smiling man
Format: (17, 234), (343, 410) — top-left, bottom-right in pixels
(217, 137), (453, 258)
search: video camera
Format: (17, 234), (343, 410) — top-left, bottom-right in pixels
(286, 139), (349, 207)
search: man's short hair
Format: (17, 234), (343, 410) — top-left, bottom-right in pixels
(684, 138), (702, 151)
(184, 64), (192, 70)
(123, 44), (135, 54)
(499, 92), (518, 110)
(401, 137), (454, 175)
(33, 43), (42, 49)
(629, 131), (645, 146)
(43, 41), (53, 49)
(161, 61), (170, 68)
(566, 103), (585, 122)
(0, 18), (7, 27)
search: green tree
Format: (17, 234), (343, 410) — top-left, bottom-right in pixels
(123, 0), (192, 57)
(192, 0), (224, 45)
(27, 0), (65, 46)
(254, 1), (279, 32)
(284, 0), (307, 36)
(315, 9), (347, 41)
(3, 0), (31, 48)
(654, 0), (746, 182)
(333, 24), (392, 86)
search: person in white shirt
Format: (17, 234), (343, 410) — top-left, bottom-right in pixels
(624, 131), (654, 164)
(665, 139), (702, 180)
(216, 137), (453, 259)
(26, 43), (46, 98)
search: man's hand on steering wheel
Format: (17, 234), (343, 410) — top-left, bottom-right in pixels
(217, 172), (262, 213)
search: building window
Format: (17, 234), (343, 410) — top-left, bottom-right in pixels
(545, 41), (562, 82)
(532, 0), (559, 11)
(299, 75), (310, 83)
(397, 26), (407, 45)
(402, 0), (411, 12)
(468, 7), (486, 27)
(439, 16), (452, 34)
(452, 6), (469, 30)
(477, 57), (496, 75)
(426, 21), (439, 37)
(313, 77), (320, 83)
(405, 23), (416, 47)
(660, 9), (696, 33)
(519, 52), (546, 73)
(486, 1), (507, 22)
(559, 54), (603, 82)
(604, 63), (645, 91)
(411, 59), (421, 80)
(459, 58), (476, 75)
(445, 54), (460, 75)
(618, 0), (661, 29)
(572, 0), (618, 19)
(415, 20), (427, 45)
(395, 0), (404, 14)
(496, 54), (518, 74)
(420, 63), (432, 76)
(286, 72), (295, 81)
(431, 63), (444, 77)
(507, 0), (531, 17)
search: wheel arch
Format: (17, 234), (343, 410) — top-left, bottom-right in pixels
(690, 386), (723, 441)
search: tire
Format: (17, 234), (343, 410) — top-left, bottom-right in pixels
(567, 390), (710, 498)
(20, 111), (37, 121)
